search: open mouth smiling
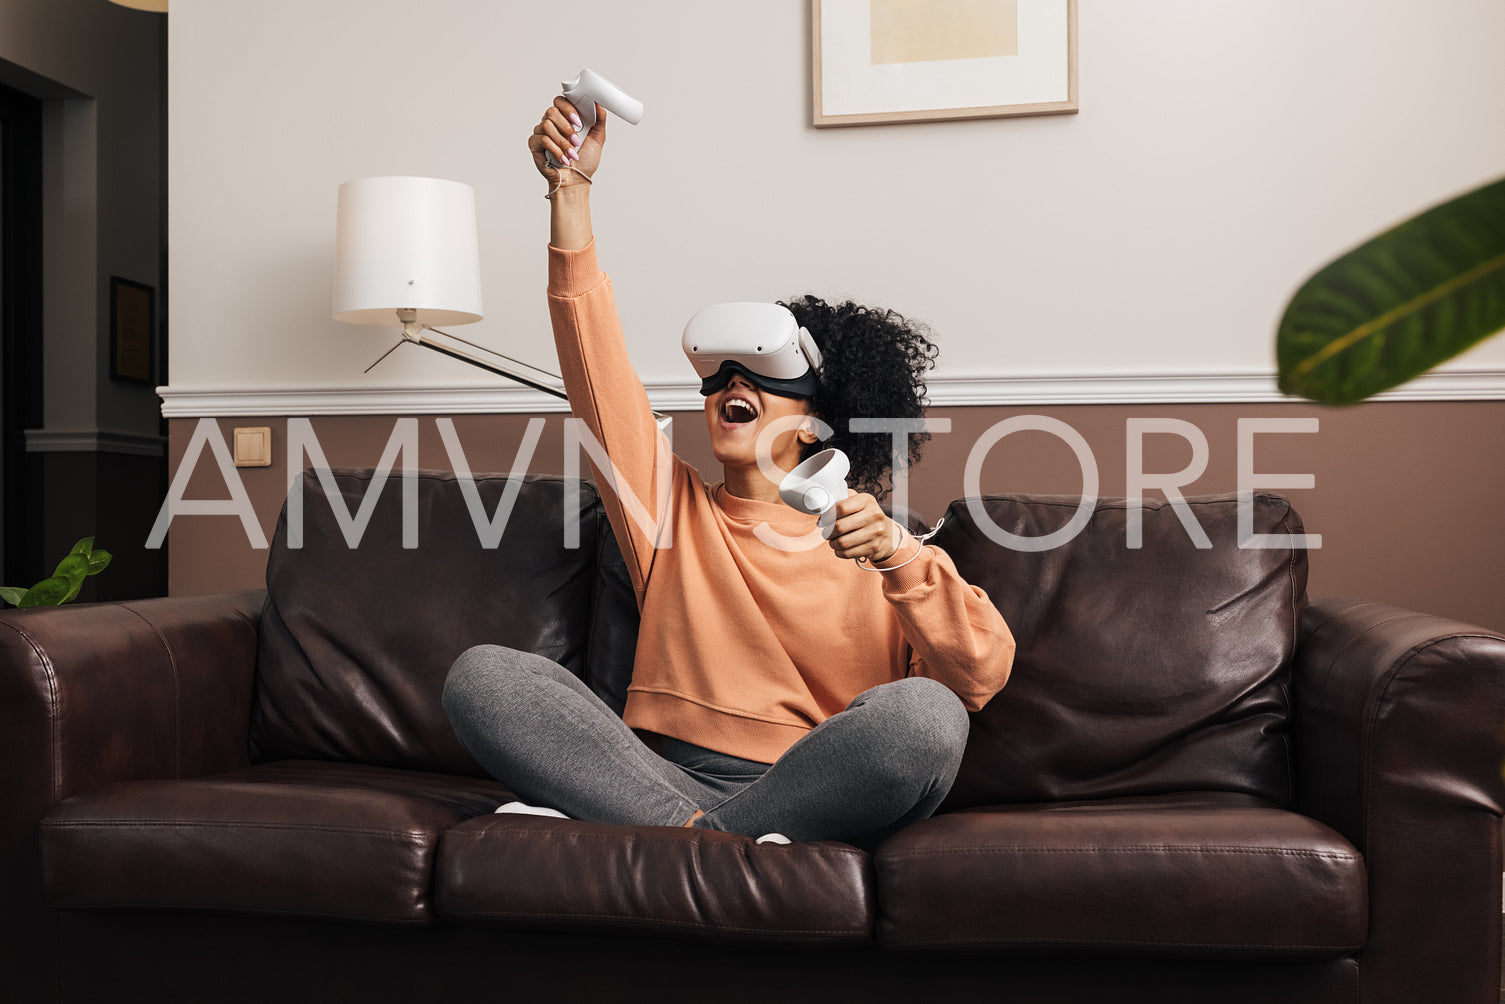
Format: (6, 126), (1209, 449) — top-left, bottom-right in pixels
(720, 394), (760, 427)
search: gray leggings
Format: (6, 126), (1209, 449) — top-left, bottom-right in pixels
(442, 645), (969, 846)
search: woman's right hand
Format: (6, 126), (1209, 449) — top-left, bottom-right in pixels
(528, 96), (606, 189)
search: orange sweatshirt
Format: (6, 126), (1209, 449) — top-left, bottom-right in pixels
(548, 240), (1015, 764)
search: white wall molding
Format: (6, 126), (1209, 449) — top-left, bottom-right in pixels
(925, 367), (1505, 405)
(25, 429), (168, 457)
(156, 366), (1505, 418)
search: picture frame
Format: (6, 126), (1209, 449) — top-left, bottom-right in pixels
(110, 276), (155, 384)
(812, 0), (1078, 127)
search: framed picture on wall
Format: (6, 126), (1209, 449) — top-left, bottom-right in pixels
(110, 276), (155, 384)
(812, 0), (1078, 127)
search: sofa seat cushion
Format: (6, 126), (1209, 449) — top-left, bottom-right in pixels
(875, 792), (1366, 959)
(42, 760), (507, 925)
(436, 814), (875, 945)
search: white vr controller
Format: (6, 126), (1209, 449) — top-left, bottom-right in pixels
(779, 448), (851, 536)
(546, 68), (644, 169)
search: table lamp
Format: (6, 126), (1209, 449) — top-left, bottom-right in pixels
(333, 175), (566, 399)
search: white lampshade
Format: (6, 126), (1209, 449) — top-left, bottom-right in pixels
(333, 176), (483, 327)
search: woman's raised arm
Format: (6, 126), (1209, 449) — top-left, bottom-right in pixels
(529, 96), (669, 601)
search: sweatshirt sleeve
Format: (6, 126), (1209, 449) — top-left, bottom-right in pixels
(547, 239), (671, 601)
(874, 538), (1016, 712)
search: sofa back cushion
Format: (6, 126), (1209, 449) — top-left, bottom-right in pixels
(934, 492), (1307, 809)
(250, 469), (637, 776)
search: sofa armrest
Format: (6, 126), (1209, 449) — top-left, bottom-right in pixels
(0, 589), (266, 796)
(0, 590), (265, 1000)
(1293, 596), (1505, 1004)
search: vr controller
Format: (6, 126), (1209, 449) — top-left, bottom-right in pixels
(546, 68), (644, 169)
(780, 448), (851, 536)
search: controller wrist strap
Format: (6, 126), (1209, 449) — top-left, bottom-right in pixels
(545, 164), (594, 200)
(858, 515), (947, 572)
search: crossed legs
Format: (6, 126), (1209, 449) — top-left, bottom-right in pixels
(442, 644), (969, 845)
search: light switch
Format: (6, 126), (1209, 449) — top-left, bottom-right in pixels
(233, 427), (272, 468)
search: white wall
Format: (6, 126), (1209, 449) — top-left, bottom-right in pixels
(168, 0), (1505, 396)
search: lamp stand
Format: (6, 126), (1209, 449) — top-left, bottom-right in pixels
(362, 309), (671, 433)
(364, 309), (569, 400)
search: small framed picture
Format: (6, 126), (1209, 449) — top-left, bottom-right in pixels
(813, 0), (1078, 127)
(110, 276), (155, 384)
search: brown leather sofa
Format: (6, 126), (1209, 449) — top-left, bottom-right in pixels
(4, 469), (1503, 1003)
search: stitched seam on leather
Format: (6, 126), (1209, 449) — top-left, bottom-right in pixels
(2, 620), (62, 804)
(887, 934), (1356, 950)
(41, 819), (434, 840)
(883, 846), (1358, 860)
(1277, 674), (1295, 806)
(54, 902), (433, 926)
(461, 826), (870, 861)
(122, 604), (182, 779)
(443, 909), (862, 936)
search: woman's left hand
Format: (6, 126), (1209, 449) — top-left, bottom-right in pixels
(823, 493), (905, 564)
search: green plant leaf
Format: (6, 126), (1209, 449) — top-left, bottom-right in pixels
(1277, 175), (1505, 404)
(0, 585), (28, 607)
(70, 537), (95, 557)
(52, 554), (90, 604)
(19, 576), (72, 607)
(53, 553), (90, 580)
(87, 550), (113, 575)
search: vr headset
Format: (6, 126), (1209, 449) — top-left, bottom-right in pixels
(682, 302), (823, 399)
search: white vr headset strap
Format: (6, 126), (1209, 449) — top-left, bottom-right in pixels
(798, 326), (822, 374)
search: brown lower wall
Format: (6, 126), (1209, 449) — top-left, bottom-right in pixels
(164, 400), (1505, 633)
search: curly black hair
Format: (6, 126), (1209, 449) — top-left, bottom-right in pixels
(778, 295), (939, 501)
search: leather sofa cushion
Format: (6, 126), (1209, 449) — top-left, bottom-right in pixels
(933, 493), (1307, 808)
(875, 792), (1365, 958)
(41, 761), (506, 925)
(436, 815), (875, 945)
(251, 470), (633, 776)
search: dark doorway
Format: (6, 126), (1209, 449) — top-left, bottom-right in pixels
(0, 82), (43, 588)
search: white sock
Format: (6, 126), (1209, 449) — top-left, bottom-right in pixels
(755, 833), (791, 845)
(495, 800), (570, 818)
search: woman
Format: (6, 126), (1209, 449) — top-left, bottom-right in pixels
(442, 97), (1015, 847)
